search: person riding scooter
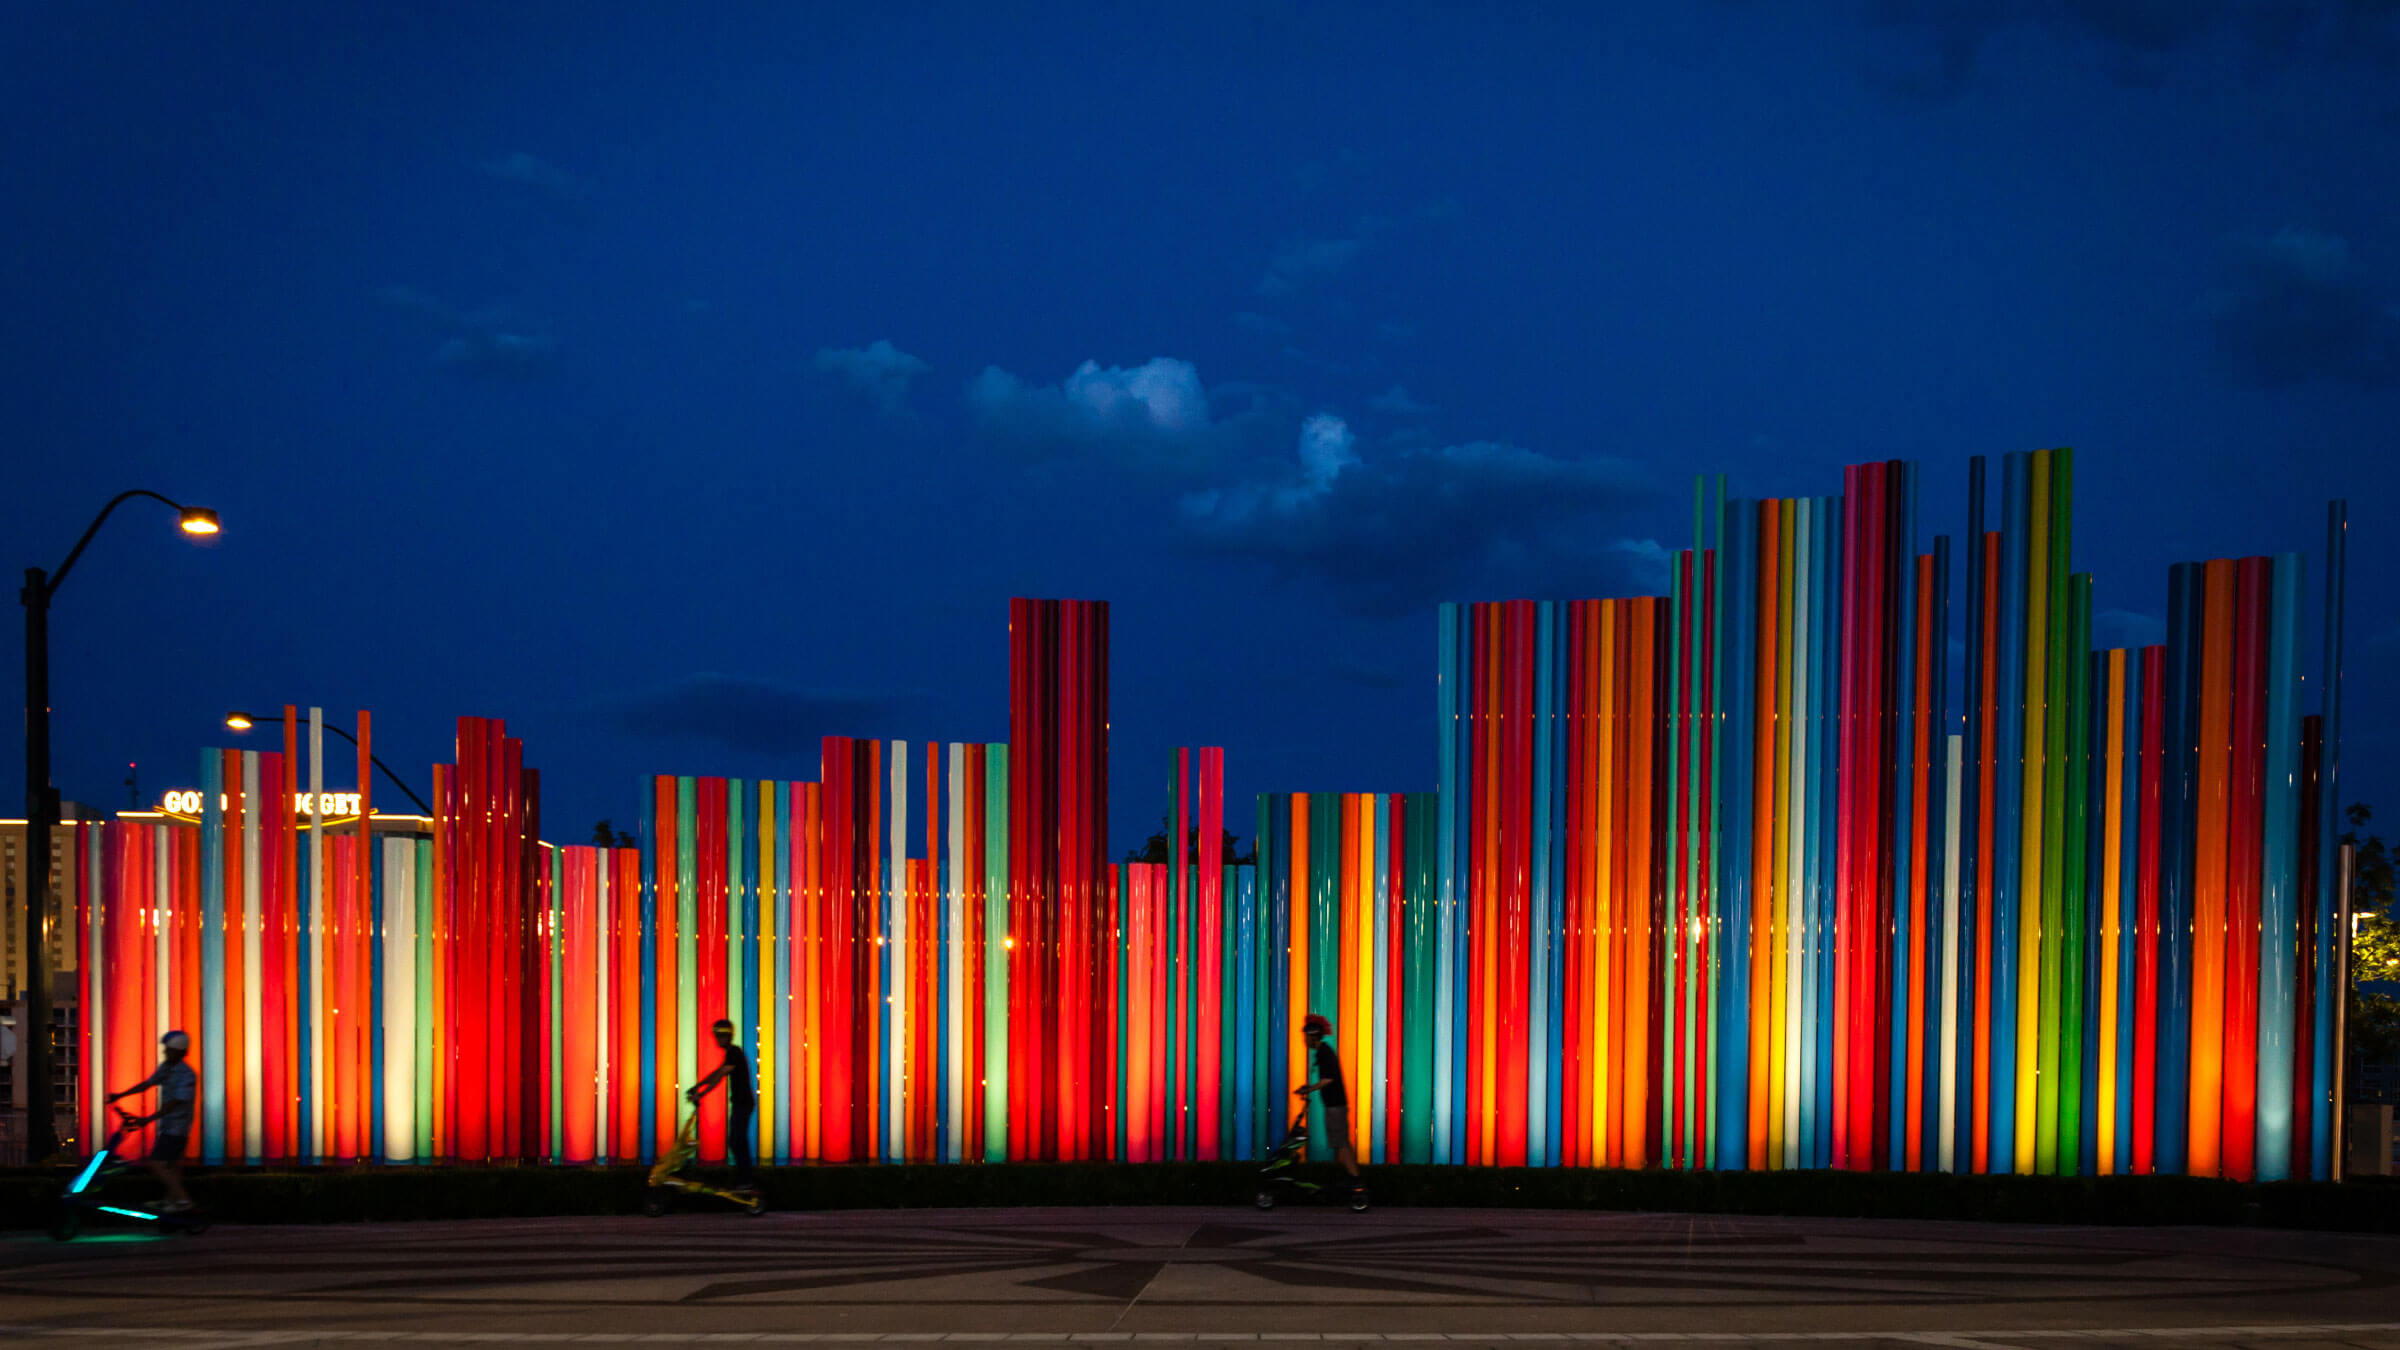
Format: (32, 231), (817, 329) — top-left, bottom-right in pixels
(686, 1018), (758, 1193)
(106, 1030), (197, 1212)
(1296, 1013), (1362, 1197)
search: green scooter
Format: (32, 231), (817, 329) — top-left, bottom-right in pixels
(50, 1107), (211, 1241)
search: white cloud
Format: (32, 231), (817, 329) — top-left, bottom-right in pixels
(1608, 538), (1672, 593)
(968, 356), (1222, 468)
(1180, 424), (1651, 615)
(815, 339), (930, 413)
(1063, 358), (1208, 432)
(1297, 413), (1358, 490)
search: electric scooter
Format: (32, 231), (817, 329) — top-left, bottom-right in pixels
(643, 1109), (766, 1216)
(1254, 1109), (1369, 1212)
(50, 1106), (211, 1241)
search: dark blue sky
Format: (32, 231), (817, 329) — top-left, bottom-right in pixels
(8, 2), (2395, 849)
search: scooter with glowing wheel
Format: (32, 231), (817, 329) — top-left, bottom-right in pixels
(644, 1110), (766, 1216)
(49, 1107), (211, 1241)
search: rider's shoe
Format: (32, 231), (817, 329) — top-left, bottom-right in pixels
(160, 1199), (194, 1213)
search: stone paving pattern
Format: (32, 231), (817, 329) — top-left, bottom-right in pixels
(4, 1206), (2397, 1347)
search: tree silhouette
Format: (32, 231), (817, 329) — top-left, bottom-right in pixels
(2342, 804), (2399, 1074)
(1124, 814), (1255, 867)
(590, 818), (637, 849)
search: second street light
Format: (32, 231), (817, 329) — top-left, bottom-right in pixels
(223, 710), (430, 816)
(20, 490), (218, 1162)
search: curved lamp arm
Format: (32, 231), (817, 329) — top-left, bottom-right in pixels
(226, 712), (433, 816)
(45, 490), (218, 598)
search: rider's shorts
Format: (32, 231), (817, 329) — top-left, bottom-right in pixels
(149, 1130), (189, 1163)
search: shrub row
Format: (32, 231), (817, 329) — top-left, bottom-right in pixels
(3, 1161), (2391, 1232)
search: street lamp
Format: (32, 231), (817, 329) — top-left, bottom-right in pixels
(20, 489), (217, 1162)
(222, 711), (431, 816)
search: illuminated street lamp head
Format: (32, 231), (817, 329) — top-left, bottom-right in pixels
(224, 711), (255, 733)
(178, 506), (220, 536)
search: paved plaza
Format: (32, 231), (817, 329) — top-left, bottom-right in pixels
(3, 1206), (2397, 1348)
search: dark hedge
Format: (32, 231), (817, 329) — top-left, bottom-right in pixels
(4, 1161), (2393, 1232)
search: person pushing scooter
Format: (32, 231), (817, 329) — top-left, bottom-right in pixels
(106, 1030), (196, 1212)
(687, 1019), (758, 1192)
(1296, 1013), (1361, 1196)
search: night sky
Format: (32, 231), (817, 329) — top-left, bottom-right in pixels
(8, 2), (2395, 852)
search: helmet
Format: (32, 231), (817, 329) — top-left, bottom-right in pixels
(1302, 1013), (1332, 1036)
(160, 1030), (190, 1052)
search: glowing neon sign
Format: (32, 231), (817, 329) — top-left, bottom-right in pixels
(158, 789), (364, 818)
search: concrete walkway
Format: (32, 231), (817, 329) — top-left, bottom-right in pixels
(5, 1206), (2398, 1347)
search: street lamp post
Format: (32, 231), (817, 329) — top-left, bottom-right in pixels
(20, 491), (217, 1162)
(223, 711), (430, 815)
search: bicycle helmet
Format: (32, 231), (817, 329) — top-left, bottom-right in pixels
(1302, 1013), (1332, 1036)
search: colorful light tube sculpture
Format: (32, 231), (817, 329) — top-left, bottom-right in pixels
(73, 453), (2354, 1181)
(1429, 456), (2338, 1180)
